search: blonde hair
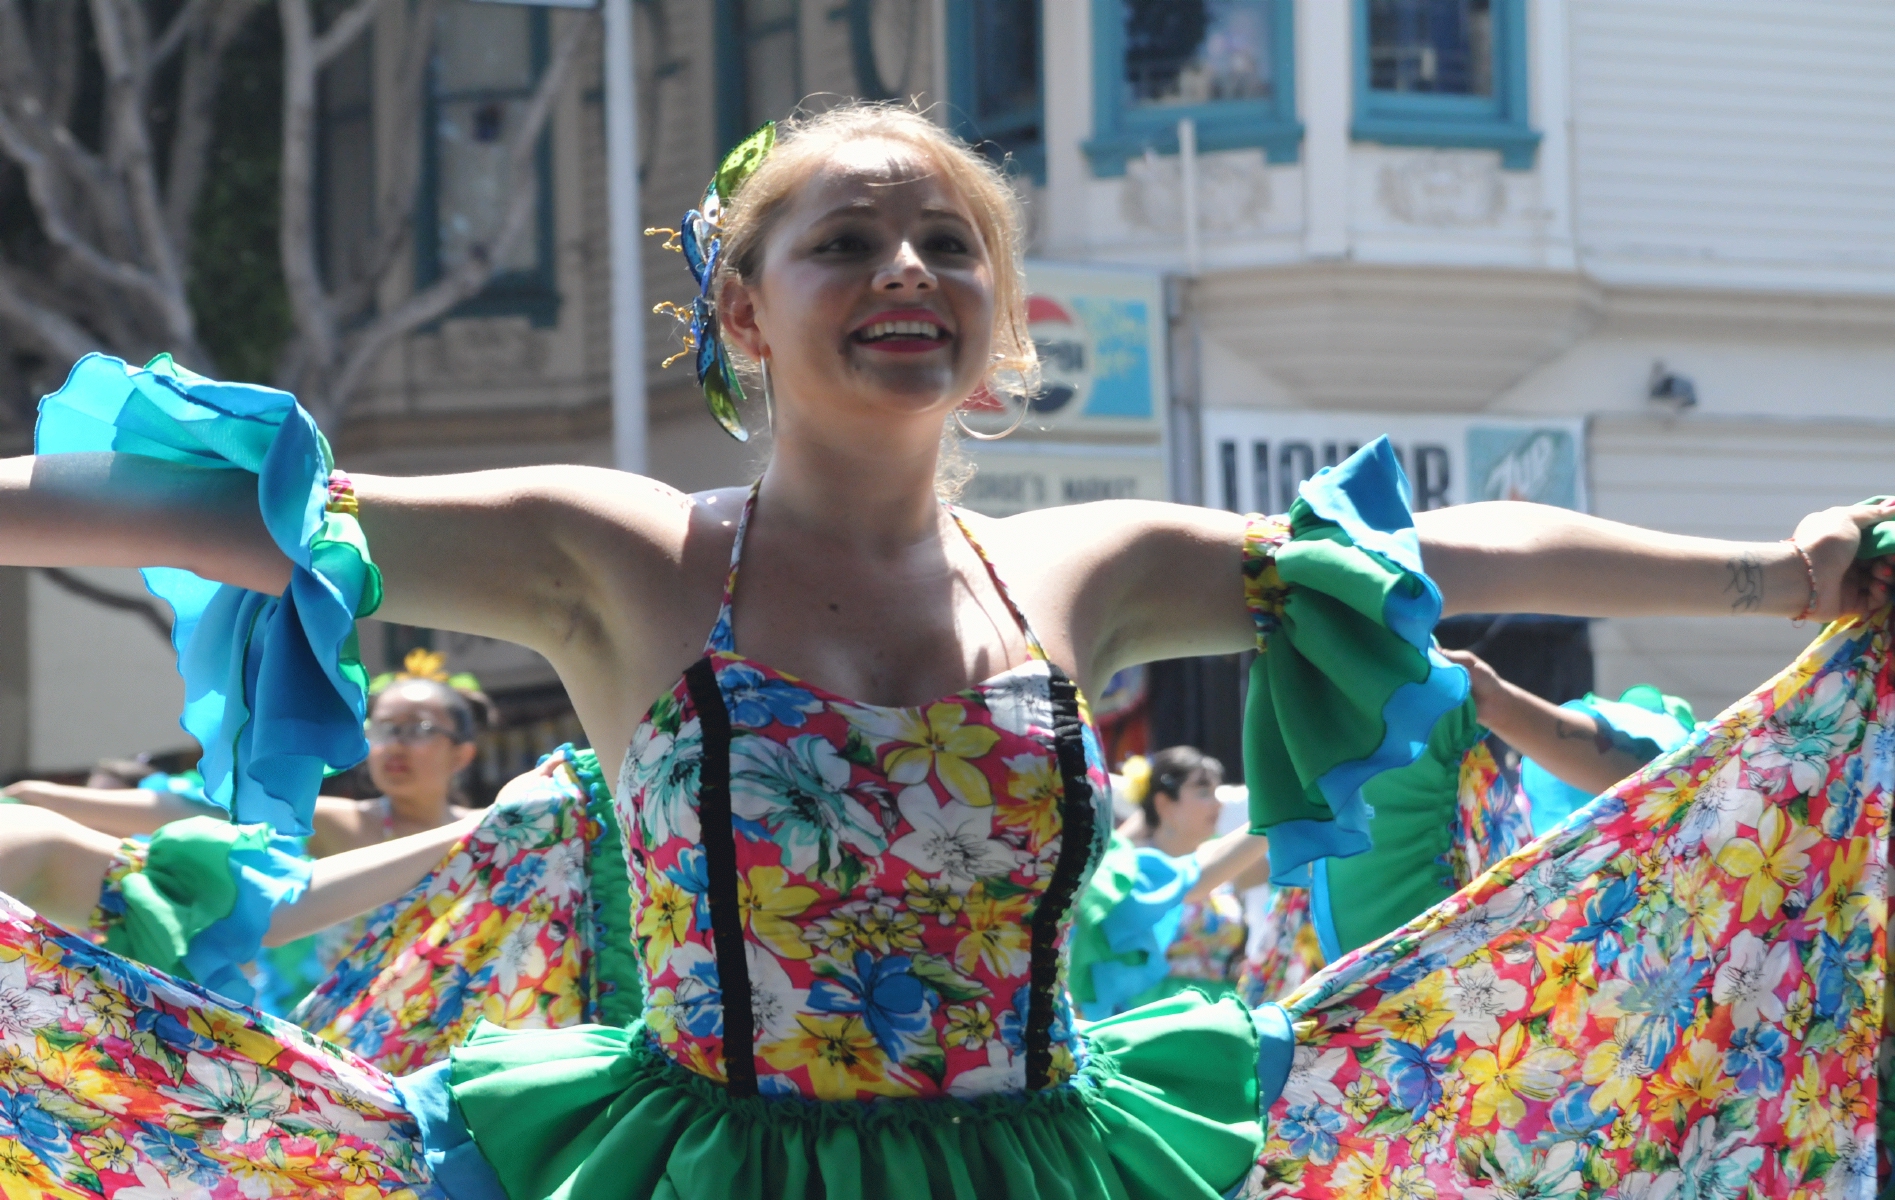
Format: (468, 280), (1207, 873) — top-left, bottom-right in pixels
(713, 102), (1040, 409)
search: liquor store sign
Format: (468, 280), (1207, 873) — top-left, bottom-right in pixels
(958, 262), (1169, 518)
(1201, 410), (1589, 515)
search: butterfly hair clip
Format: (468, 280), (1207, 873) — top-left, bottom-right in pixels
(647, 123), (776, 442)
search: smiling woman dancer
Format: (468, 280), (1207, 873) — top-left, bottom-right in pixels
(0, 103), (1890, 1200)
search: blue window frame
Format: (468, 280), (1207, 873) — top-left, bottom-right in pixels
(1351, 0), (1538, 169)
(716, 0), (802, 156)
(417, 2), (559, 327)
(1085, 0), (1300, 178)
(947, 0), (1045, 184)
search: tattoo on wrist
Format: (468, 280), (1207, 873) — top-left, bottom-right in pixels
(1724, 551), (1765, 613)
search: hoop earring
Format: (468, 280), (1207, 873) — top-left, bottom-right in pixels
(954, 396), (1029, 441)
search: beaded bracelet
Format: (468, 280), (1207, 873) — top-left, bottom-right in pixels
(1785, 539), (1818, 624)
(325, 469), (359, 517)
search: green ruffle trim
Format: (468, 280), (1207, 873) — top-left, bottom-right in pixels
(98, 815), (311, 1002)
(1243, 440), (1473, 888)
(562, 746), (644, 1027)
(444, 990), (1262, 1200)
(1318, 696), (1484, 957)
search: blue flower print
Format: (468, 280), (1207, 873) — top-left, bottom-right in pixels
(0, 1087), (71, 1164)
(491, 856), (547, 907)
(1822, 756), (1865, 837)
(666, 945), (723, 1040)
(1381, 1030), (1456, 1112)
(997, 983), (1074, 1056)
(1546, 1085), (1615, 1141)
(1569, 877), (1637, 969)
(810, 950), (933, 1061)
(664, 846), (713, 928)
(434, 962), (497, 1027)
(1724, 1023), (1786, 1095)
(720, 662), (822, 730)
(135, 1009), (219, 1056)
(1615, 943), (1710, 1063)
(1279, 1104), (1345, 1162)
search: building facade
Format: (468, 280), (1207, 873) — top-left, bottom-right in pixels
(6, 0), (1893, 778)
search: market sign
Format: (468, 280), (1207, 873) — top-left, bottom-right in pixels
(1201, 410), (1588, 515)
(958, 262), (1169, 517)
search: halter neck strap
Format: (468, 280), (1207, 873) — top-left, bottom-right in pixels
(704, 484), (1047, 662)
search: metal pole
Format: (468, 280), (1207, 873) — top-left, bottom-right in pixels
(604, 0), (647, 473)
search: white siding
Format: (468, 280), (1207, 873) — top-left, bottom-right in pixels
(1571, 0), (1895, 293)
(1588, 414), (1895, 719)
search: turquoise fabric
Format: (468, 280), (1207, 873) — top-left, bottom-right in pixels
(1245, 437), (1472, 885)
(137, 770), (211, 806)
(1069, 838), (1203, 1021)
(35, 353), (382, 837)
(99, 815), (311, 1004)
(1521, 688), (1698, 835)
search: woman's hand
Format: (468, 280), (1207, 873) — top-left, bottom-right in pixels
(1439, 648), (1652, 796)
(1790, 500), (1895, 621)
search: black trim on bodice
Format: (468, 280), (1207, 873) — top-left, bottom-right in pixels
(683, 657), (759, 1097)
(1028, 666), (1097, 1091)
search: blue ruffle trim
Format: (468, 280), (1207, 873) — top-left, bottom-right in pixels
(394, 1063), (510, 1200)
(1267, 437), (1470, 885)
(189, 831), (312, 1004)
(1521, 694), (1697, 836)
(1080, 848), (1203, 1022)
(36, 353), (381, 836)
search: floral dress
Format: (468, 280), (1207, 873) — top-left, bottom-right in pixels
(1241, 609), (1893, 1199)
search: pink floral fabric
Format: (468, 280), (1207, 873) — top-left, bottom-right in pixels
(617, 495), (1111, 1100)
(292, 770), (600, 1075)
(0, 893), (431, 1198)
(1240, 611), (1893, 1200)
(1240, 886), (1326, 1006)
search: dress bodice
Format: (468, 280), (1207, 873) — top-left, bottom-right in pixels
(615, 490), (1112, 1101)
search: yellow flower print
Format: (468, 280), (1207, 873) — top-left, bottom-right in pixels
(645, 987), (680, 1044)
(1648, 1038), (1734, 1114)
(637, 869), (696, 973)
(446, 909), (526, 969)
(483, 986), (539, 1028)
(74, 987), (134, 1041)
(1806, 836), (1872, 940)
(77, 1129), (134, 1173)
(998, 753), (1062, 848)
(1462, 1024), (1574, 1126)
(543, 942), (587, 1027)
(759, 1013), (916, 1099)
(1782, 979), (1814, 1039)
(1329, 1143), (1393, 1200)
(187, 1007), (286, 1067)
(397, 993), (436, 1029)
(1714, 805), (1821, 922)
(1341, 1076), (1383, 1122)
(1386, 1165), (1435, 1200)
(1837, 1009), (1879, 1076)
(1363, 973), (1453, 1045)
(1783, 1058), (1832, 1145)
(905, 870), (966, 926)
(870, 702), (1001, 807)
(943, 1001), (997, 1050)
(0, 1137), (81, 1200)
(33, 1043), (133, 1120)
(330, 1147), (383, 1184)
(1581, 1024), (1655, 1113)
(739, 865), (819, 961)
(1530, 941), (1600, 1041)
(956, 884), (1032, 977)
(1603, 1110), (1637, 1151)
(1669, 857), (1734, 948)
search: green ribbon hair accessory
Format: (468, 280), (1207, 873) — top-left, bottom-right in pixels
(648, 123), (777, 441)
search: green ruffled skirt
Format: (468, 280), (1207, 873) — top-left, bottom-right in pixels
(433, 989), (1266, 1200)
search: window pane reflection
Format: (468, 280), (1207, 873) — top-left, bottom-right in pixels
(1122, 0), (1273, 108)
(1367, 0), (1493, 96)
(434, 2), (540, 276)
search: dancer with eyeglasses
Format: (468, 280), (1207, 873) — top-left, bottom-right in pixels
(0, 103), (1889, 1199)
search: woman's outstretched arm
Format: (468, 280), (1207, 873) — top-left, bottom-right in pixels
(1416, 499), (1895, 622)
(263, 813), (481, 945)
(1, 781), (222, 839)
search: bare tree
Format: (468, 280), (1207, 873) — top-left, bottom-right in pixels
(275, 0), (588, 431)
(0, 0), (254, 376)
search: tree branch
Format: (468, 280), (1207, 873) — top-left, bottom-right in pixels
(36, 568), (173, 642)
(0, 261), (102, 364)
(0, 105), (189, 339)
(329, 0), (438, 321)
(312, 0), (394, 69)
(164, 0), (256, 254)
(88, 0), (188, 312)
(322, 10), (589, 423)
(150, 0), (216, 70)
(276, 0), (336, 384)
